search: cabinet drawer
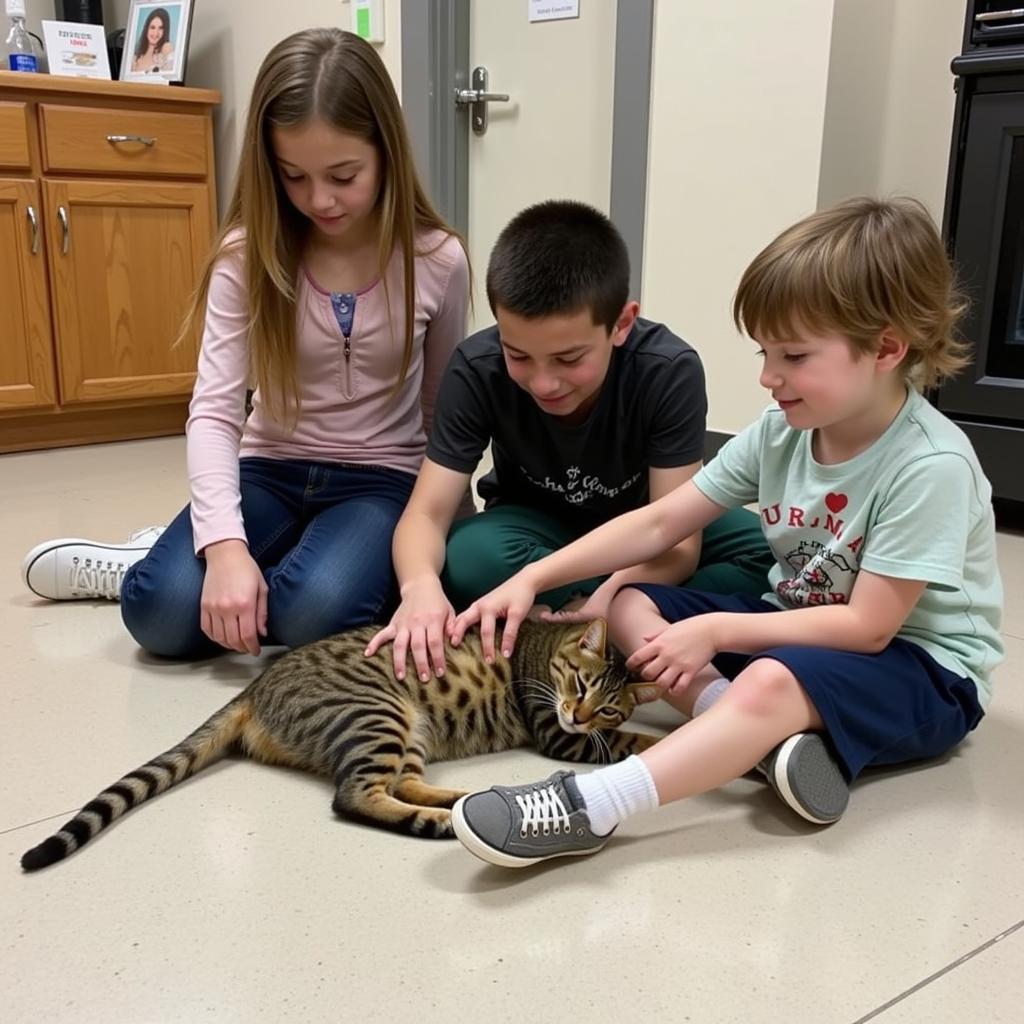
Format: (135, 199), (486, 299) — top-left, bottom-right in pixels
(0, 102), (31, 170)
(39, 105), (208, 178)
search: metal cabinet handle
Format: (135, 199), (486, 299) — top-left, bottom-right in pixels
(58, 205), (69, 255)
(27, 204), (39, 255)
(106, 134), (156, 146)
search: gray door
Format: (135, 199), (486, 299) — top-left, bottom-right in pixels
(402, 0), (654, 319)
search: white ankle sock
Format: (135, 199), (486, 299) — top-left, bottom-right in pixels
(693, 676), (731, 717)
(573, 755), (660, 836)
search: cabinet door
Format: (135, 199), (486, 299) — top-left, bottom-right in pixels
(43, 179), (212, 404)
(0, 179), (57, 410)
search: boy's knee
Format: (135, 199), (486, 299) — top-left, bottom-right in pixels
(608, 587), (658, 631)
(727, 658), (802, 717)
(607, 587), (662, 654)
(443, 531), (518, 607)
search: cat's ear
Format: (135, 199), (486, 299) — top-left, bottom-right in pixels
(626, 681), (663, 705)
(577, 618), (607, 658)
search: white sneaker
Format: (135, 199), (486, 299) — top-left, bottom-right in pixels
(21, 537), (156, 601)
(126, 524), (166, 545)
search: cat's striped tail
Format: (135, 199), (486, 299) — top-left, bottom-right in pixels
(20, 697), (250, 872)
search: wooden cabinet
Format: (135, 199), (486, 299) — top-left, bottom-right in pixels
(0, 74), (219, 452)
(0, 177), (56, 409)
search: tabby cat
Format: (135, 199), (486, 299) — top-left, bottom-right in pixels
(21, 618), (660, 871)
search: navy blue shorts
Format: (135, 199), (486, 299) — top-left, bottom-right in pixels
(629, 586), (984, 781)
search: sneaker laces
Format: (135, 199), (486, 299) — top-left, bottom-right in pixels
(68, 558), (127, 600)
(515, 784), (571, 838)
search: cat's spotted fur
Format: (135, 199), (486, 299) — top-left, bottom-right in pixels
(22, 618), (659, 871)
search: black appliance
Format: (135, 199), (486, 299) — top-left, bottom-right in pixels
(52, 0), (102, 22)
(107, 27), (124, 79)
(940, 1), (1024, 503)
(53, 1), (103, 23)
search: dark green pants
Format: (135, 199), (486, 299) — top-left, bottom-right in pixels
(442, 504), (774, 610)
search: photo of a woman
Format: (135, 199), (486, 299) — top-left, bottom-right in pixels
(131, 7), (175, 74)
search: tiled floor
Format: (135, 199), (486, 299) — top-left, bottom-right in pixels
(1, 437), (1021, 1023)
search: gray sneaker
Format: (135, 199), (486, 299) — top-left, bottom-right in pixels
(451, 770), (612, 868)
(761, 733), (849, 825)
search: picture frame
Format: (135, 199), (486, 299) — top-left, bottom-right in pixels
(120, 0), (195, 85)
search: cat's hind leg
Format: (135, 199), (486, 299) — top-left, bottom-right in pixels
(393, 770), (468, 809)
(391, 745), (467, 808)
(327, 715), (456, 837)
(332, 777), (455, 839)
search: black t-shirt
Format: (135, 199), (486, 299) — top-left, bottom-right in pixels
(426, 318), (707, 534)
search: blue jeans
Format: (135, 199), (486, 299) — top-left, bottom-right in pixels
(121, 457), (415, 658)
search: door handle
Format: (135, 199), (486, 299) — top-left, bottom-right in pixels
(454, 66), (509, 135)
(26, 204), (39, 255)
(58, 205), (69, 255)
(455, 89), (510, 103)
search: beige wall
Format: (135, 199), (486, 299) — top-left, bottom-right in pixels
(642, 1), (836, 435)
(818, 0), (963, 220)
(21, 0), (56, 39)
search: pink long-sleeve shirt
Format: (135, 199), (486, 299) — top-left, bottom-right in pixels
(185, 228), (469, 554)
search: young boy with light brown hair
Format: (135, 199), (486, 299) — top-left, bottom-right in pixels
(446, 196), (1004, 868)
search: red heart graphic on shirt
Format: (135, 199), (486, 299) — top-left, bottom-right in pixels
(825, 492), (848, 514)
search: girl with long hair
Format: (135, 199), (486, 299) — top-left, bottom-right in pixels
(23, 29), (470, 659)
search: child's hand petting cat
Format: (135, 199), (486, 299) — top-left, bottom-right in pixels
(450, 569), (540, 662)
(625, 617), (718, 695)
(364, 577), (455, 682)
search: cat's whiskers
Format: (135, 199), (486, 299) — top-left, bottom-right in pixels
(510, 676), (559, 709)
(588, 729), (613, 765)
(510, 681), (557, 701)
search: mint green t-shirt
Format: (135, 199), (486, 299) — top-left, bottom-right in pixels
(694, 388), (1004, 706)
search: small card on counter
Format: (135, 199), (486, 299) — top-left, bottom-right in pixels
(42, 20), (112, 79)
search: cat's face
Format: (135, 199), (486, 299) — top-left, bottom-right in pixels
(550, 619), (661, 734)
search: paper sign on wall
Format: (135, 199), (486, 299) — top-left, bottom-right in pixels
(529, 1), (580, 23)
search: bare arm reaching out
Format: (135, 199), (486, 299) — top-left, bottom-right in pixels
(364, 458), (471, 680)
(450, 479), (725, 661)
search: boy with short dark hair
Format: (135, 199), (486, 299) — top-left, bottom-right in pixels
(366, 200), (773, 680)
